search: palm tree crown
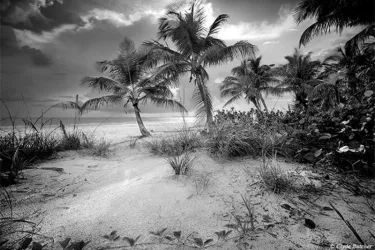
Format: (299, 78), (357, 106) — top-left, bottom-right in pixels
(81, 37), (186, 136)
(294, 0), (375, 52)
(274, 49), (322, 109)
(220, 56), (281, 112)
(144, 0), (256, 128)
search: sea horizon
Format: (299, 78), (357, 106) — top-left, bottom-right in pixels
(0, 115), (196, 128)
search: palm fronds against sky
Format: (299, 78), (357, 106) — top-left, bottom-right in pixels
(144, 0), (256, 126)
(80, 38), (186, 136)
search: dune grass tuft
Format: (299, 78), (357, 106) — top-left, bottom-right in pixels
(166, 152), (195, 175)
(258, 157), (296, 194)
(146, 128), (203, 156)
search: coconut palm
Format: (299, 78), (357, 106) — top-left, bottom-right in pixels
(80, 38), (187, 137)
(294, 0), (375, 52)
(144, 0), (256, 129)
(220, 56), (281, 112)
(322, 45), (375, 102)
(309, 80), (340, 111)
(274, 49), (322, 110)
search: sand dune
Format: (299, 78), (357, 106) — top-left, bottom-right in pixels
(3, 132), (374, 249)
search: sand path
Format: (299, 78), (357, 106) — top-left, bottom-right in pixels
(4, 142), (375, 249)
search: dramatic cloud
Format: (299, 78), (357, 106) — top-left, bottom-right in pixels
(81, 8), (163, 29)
(2, 0), (363, 117)
(217, 5), (297, 41)
(263, 41), (280, 45)
(0, 25), (52, 66)
(0, 0), (83, 33)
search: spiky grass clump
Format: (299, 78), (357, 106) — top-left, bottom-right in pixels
(207, 122), (293, 159)
(146, 129), (202, 156)
(166, 152), (195, 175)
(0, 188), (40, 249)
(90, 139), (111, 157)
(258, 158), (296, 194)
(0, 131), (58, 185)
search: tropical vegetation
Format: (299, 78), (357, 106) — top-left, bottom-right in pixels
(1, 0), (375, 249)
(81, 38), (187, 136)
(143, 0), (256, 128)
(220, 56), (281, 112)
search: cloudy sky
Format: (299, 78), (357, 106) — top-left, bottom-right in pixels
(0, 0), (359, 117)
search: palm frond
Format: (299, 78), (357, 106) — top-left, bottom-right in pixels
(192, 81), (213, 123)
(201, 41), (257, 66)
(222, 94), (242, 108)
(147, 96), (187, 113)
(345, 24), (375, 54)
(61, 101), (84, 114)
(207, 14), (229, 37)
(118, 37), (137, 58)
(81, 95), (124, 111)
(81, 76), (123, 93)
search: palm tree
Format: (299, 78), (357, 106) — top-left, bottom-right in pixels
(220, 56), (281, 112)
(309, 80), (340, 111)
(144, 0), (256, 129)
(294, 0), (375, 53)
(322, 45), (375, 102)
(274, 49), (322, 110)
(80, 38), (187, 137)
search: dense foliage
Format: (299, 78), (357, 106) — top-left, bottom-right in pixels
(212, 88), (375, 176)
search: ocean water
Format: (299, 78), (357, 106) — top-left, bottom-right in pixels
(0, 115), (197, 141)
(0, 116), (196, 128)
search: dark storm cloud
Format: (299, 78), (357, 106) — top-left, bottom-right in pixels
(0, 0), (84, 33)
(0, 25), (51, 66)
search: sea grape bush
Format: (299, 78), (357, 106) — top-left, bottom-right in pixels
(290, 91), (374, 175)
(215, 90), (374, 176)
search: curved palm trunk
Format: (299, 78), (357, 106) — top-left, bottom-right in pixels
(133, 103), (151, 137)
(251, 99), (262, 112)
(259, 94), (269, 113)
(196, 77), (213, 130)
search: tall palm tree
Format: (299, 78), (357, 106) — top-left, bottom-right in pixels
(294, 0), (375, 53)
(80, 38), (186, 137)
(220, 56), (281, 112)
(274, 49), (322, 110)
(144, 0), (256, 129)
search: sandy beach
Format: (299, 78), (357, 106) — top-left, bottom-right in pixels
(2, 119), (374, 250)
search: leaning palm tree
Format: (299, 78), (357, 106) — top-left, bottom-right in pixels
(144, 0), (256, 129)
(294, 0), (375, 53)
(220, 56), (281, 112)
(80, 38), (187, 137)
(274, 49), (322, 110)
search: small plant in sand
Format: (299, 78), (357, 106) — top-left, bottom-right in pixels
(225, 195), (258, 239)
(0, 189), (44, 250)
(258, 156), (296, 194)
(194, 170), (212, 195)
(90, 139), (111, 157)
(166, 152), (195, 175)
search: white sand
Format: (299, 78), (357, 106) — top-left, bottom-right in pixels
(2, 126), (375, 249)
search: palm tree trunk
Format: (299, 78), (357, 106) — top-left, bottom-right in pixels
(196, 77), (213, 130)
(133, 103), (151, 137)
(251, 99), (262, 112)
(259, 95), (268, 113)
